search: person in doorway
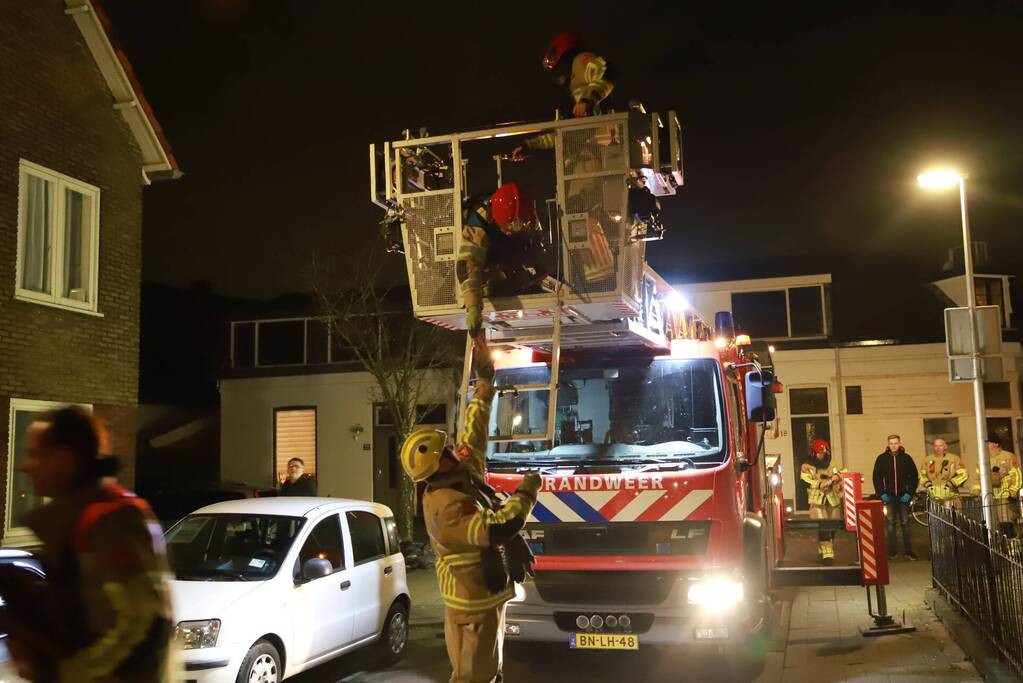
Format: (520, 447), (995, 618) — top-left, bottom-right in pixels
(921, 438), (968, 508)
(872, 434), (920, 561)
(279, 457), (317, 496)
(0, 406), (172, 683)
(988, 434), (1021, 538)
(800, 438), (844, 565)
(400, 336), (541, 683)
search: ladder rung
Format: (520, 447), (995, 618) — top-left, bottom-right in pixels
(492, 336), (554, 346)
(495, 384), (551, 393)
(489, 434), (550, 443)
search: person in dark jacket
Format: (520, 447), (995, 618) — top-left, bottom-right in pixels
(0, 406), (172, 683)
(872, 434), (920, 560)
(279, 457), (317, 496)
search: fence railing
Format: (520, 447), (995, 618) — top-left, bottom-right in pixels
(928, 499), (1023, 678)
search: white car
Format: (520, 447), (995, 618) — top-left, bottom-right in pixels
(166, 497), (409, 682)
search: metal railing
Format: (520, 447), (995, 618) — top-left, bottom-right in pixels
(928, 499), (1023, 677)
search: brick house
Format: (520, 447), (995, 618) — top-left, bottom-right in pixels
(0, 0), (178, 545)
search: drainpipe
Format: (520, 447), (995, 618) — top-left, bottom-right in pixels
(834, 346), (849, 469)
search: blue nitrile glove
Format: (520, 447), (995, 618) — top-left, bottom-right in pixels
(880, 494), (892, 503)
(900, 493), (912, 504)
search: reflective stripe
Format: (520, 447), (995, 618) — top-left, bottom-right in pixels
(442, 587), (515, 611)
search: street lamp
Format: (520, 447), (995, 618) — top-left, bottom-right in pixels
(917, 168), (995, 533)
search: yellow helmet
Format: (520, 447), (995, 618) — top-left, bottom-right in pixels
(400, 428), (448, 482)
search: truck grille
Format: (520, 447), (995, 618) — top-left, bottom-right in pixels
(531, 521), (711, 556)
(534, 570), (677, 606)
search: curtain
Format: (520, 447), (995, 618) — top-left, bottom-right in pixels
(21, 175), (50, 293)
(63, 188), (86, 300)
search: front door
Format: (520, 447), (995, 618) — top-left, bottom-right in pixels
(372, 419), (401, 514)
(289, 513), (355, 664)
(788, 387), (831, 512)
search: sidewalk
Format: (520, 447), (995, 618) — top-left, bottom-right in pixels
(775, 559), (982, 683)
(407, 566), (445, 626)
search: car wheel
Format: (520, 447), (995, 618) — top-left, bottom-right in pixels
(236, 640), (281, 683)
(375, 602), (410, 666)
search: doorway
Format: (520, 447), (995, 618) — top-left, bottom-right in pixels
(789, 387), (831, 512)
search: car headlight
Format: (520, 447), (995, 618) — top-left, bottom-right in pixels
(510, 582), (527, 604)
(175, 619), (221, 649)
(687, 578), (744, 609)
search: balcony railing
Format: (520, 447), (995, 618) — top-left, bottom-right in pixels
(229, 316), (357, 369)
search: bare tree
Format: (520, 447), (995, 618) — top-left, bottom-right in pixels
(315, 258), (461, 540)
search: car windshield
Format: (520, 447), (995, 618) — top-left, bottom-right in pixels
(488, 357), (725, 466)
(166, 513), (305, 581)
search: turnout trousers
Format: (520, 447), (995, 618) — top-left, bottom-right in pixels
(444, 604), (506, 683)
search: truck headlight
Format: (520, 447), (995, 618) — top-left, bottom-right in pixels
(687, 578), (744, 609)
(175, 619), (221, 649)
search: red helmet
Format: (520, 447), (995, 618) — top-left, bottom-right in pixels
(490, 182), (536, 235)
(811, 438), (830, 455)
(543, 32), (578, 71)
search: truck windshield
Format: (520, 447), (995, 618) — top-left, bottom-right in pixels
(487, 357), (725, 466)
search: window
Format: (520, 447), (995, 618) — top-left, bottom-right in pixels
(984, 382), (1012, 410)
(16, 160), (100, 313)
(924, 418), (961, 456)
(975, 277), (1004, 311)
(347, 510), (386, 565)
(297, 514), (344, 576)
(6, 399), (92, 541)
(845, 386), (863, 415)
(790, 387), (829, 415)
(274, 407), (316, 484)
(731, 285), (827, 339)
(383, 516), (400, 555)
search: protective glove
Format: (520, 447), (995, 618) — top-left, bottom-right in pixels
(900, 492), (912, 504)
(880, 494), (892, 504)
(466, 306), (483, 338)
(516, 471), (542, 500)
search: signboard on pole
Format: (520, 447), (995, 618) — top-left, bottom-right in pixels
(841, 472), (863, 532)
(944, 305), (1002, 382)
(855, 500), (890, 586)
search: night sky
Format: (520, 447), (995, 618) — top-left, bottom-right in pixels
(104, 1), (1023, 301)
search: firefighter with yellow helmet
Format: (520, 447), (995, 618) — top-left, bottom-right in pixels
(401, 335), (541, 683)
(921, 437), (968, 507)
(800, 438), (845, 565)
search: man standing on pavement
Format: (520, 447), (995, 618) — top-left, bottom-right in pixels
(921, 438), (968, 508)
(400, 334), (541, 683)
(872, 434), (920, 560)
(800, 439), (844, 566)
(987, 434), (1021, 538)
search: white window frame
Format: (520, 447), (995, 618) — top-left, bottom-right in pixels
(15, 159), (102, 315)
(4, 399), (93, 546)
(731, 284), (828, 341)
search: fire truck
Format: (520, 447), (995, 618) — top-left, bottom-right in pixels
(370, 109), (783, 677)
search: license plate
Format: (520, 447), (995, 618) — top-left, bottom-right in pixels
(570, 633), (639, 650)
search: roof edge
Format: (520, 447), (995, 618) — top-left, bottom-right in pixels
(65, 0), (179, 176)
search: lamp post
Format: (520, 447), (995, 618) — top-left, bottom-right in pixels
(918, 169), (994, 534)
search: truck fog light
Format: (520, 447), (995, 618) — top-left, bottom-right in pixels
(590, 615), (604, 629)
(619, 615), (632, 629)
(605, 615), (618, 628)
(576, 615), (590, 630)
(505, 623), (521, 636)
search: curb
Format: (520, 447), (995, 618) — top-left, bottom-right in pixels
(924, 588), (1021, 683)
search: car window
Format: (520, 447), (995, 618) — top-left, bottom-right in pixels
(166, 513), (304, 581)
(383, 516), (400, 555)
(296, 514), (345, 577)
(347, 510), (386, 565)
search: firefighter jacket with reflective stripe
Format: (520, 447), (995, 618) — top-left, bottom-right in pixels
(424, 377), (537, 612)
(991, 448), (1022, 499)
(800, 460), (845, 507)
(525, 52), (615, 151)
(922, 453), (968, 500)
(21, 483), (172, 683)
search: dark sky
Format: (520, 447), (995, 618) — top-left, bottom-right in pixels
(104, 1), (1023, 299)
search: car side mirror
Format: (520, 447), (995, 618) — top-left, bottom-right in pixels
(745, 370), (776, 422)
(301, 558), (332, 581)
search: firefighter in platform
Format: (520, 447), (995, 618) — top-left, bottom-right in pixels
(457, 182), (552, 335)
(988, 434), (1021, 538)
(921, 437), (968, 508)
(401, 335), (541, 683)
(0, 406), (172, 683)
(800, 438), (844, 565)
